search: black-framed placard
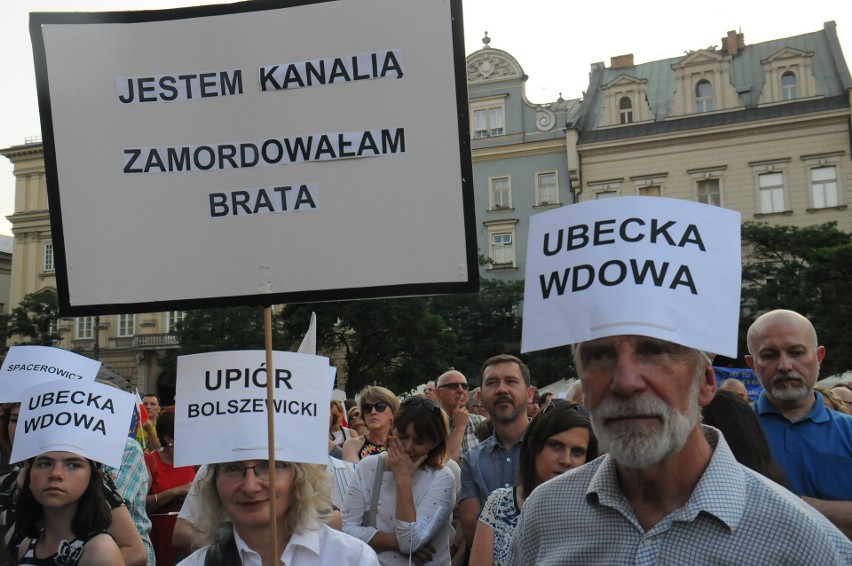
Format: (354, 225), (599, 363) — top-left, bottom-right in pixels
(31, 0), (477, 316)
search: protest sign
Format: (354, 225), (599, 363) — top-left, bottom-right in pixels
(10, 379), (136, 469)
(174, 350), (332, 467)
(521, 197), (741, 358)
(0, 345), (101, 402)
(30, 0), (477, 316)
(714, 367), (762, 401)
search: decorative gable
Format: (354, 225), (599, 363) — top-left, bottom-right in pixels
(671, 49), (741, 116)
(600, 74), (653, 126)
(467, 48), (524, 84)
(758, 47), (818, 104)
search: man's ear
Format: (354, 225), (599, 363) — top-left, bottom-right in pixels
(744, 354), (755, 370)
(698, 363), (717, 408)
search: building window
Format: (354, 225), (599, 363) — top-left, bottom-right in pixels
(758, 172), (786, 213)
(619, 97), (633, 124)
(167, 311), (185, 334)
(43, 243), (54, 272)
(118, 314), (135, 337)
(695, 80), (713, 112)
(472, 103), (505, 138)
(595, 190), (619, 199)
(697, 178), (721, 206)
(638, 185), (661, 197)
(489, 177), (511, 210)
(810, 165), (839, 208)
(76, 316), (94, 340)
(780, 71), (797, 100)
(536, 172), (558, 205)
(48, 320), (59, 338)
(490, 233), (514, 268)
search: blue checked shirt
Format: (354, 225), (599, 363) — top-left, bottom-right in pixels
(509, 426), (851, 565)
(460, 431), (523, 505)
(106, 438), (156, 565)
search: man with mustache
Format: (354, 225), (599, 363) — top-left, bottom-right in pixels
(459, 355), (534, 556)
(507, 335), (850, 563)
(747, 309), (852, 537)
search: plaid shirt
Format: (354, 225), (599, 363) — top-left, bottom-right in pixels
(106, 438), (155, 565)
(509, 426), (851, 565)
(451, 413), (485, 457)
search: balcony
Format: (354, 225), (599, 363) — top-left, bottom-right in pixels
(135, 333), (180, 350)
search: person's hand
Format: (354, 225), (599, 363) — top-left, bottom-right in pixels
(386, 435), (426, 481)
(451, 403), (470, 429)
(412, 543), (435, 566)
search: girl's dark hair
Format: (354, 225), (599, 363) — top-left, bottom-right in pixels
(702, 390), (788, 486)
(18, 456), (112, 539)
(392, 398), (449, 469)
(155, 406), (176, 445)
(517, 401), (597, 498)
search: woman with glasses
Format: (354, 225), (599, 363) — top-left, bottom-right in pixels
(178, 460), (378, 565)
(347, 406), (369, 438)
(469, 401), (597, 566)
(342, 397), (455, 565)
(342, 387), (400, 464)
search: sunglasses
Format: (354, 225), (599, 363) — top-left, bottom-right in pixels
(362, 402), (390, 414)
(437, 382), (469, 391)
(402, 396), (441, 414)
(348, 411), (362, 419)
(541, 398), (590, 418)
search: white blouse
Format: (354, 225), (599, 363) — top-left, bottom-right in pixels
(342, 454), (455, 566)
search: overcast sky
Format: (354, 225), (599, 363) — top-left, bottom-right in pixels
(1, 1), (849, 236)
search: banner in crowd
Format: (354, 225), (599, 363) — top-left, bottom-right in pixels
(30, 0), (477, 316)
(714, 367), (762, 401)
(521, 197), (742, 358)
(0, 345), (101, 402)
(10, 379), (136, 469)
(173, 350), (333, 466)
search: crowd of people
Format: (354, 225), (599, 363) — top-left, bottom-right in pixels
(0, 308), (850, 564)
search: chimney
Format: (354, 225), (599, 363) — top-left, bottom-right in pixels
(723, 30), (746, 55)
(610, 54), (634, 69)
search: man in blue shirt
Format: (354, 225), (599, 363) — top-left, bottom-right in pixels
(459, 355), (533, 552)
(746, 309), (852, 537)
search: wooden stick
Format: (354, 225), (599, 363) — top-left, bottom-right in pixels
(264, 306), (279, 562)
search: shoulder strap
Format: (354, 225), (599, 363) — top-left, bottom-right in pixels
(203, 526), (240, 566)
(362, 452), (387, 528)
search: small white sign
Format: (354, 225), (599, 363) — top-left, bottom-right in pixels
(522, 197), (741, 358)
(174, 350), (332, 467)
(0, 346), (101, 403)
(10, 379), (136, 469)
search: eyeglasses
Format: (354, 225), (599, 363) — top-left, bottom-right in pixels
(218, 461), (289, 483)
(540, 398), (590, 418)
(348, 411), (362, 419)
(362, 402), (390, 414)
(437, 382), (469, 391)
(402, 396), (441, 414)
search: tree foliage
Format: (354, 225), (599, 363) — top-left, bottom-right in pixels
(7, 290), (61, 345)
(738, 221), (852, 375)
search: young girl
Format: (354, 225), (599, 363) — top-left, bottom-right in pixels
(17, 451), (123, 565)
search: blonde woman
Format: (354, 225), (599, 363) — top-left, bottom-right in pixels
(178, 460), (378, 565)
(341, 387), (400, 464)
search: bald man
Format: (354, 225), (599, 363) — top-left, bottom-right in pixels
(435, 370), (485, 463)
(746, 309), (852, 537)
(718, 378), (750, 402)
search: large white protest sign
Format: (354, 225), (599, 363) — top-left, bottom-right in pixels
(174, 350), (332, 467)
(0, 345), (101, 403)
(10, 379), (136, 469)
(522, 197), (741, 358)
(30, 0), (477, 316)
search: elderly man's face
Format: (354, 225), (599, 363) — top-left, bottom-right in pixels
(746, 312), (825, 406)
(436, 371), (469, 411)
(577, 335), (712, 468)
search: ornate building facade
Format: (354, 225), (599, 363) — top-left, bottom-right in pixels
(568, 22), (852, 233)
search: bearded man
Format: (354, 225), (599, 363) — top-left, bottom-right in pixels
(746, 309), (852, 537)
(508, 335), (850, 564)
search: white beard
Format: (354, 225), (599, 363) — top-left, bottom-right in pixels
(591, 380), (699, 469)
(767, 372), (810, 403)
